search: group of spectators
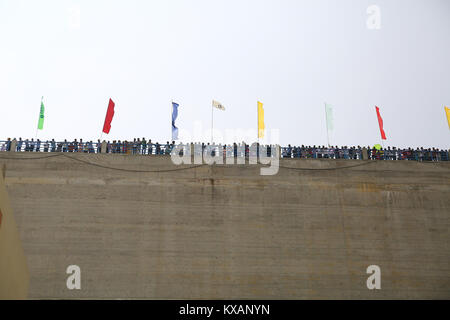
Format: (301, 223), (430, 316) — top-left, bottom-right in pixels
(0, 138), (172, 155)
(3, 138), (101, 153)
(281, 145), (449, 161)
(1, 137), (449, 161)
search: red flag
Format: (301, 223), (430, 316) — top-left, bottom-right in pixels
(375, 106), (387, 140)
(102, 99), (115, 134)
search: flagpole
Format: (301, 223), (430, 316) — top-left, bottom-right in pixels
(257, 101), (259, 145)
(211, 103), (214, 143)
(100, 99), (105, 142)
(100, 98), (103, 141)
(36, 96), (43, 139)
(100, 117), (103, 141)
(171, 100), (173, 142)
(324, 102), (330, 147)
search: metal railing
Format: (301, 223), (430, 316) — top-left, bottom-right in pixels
(279, 146), (449, 161)
(0, 140), (174, 155)
(0, 140), (449, 161)
(4, 140), (101, 153)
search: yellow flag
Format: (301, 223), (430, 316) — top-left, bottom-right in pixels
(445, 106), (450, 129)
(258, 101), (265, 138)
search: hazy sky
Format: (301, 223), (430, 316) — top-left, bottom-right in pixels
(0, 0), (449, 148)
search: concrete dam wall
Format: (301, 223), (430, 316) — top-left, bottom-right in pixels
(0, 152), (449, 299)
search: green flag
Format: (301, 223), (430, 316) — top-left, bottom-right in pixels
(38, 97), (45, 130)
(325, 103), (334, 131)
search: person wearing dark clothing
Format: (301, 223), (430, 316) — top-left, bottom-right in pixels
(132, 139), (137, 155)
(5, 138), (11, 151)
(30, 139), (35, 152)
(287, 144), (292, 158)
(17, 138), (23, 152)
(165, 141), (171, 155)
(147, 139), (153, 155)
(141, 138), (147, 155)
(441, 149), (449, 161)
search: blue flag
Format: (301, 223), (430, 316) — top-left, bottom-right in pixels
(172, 102), (179, 140)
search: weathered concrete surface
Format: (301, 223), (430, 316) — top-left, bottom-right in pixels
(0, 169), (29, 299)
(0, 152), (449, 299)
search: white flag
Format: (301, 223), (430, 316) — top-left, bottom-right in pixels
(212, 100), (225, 111)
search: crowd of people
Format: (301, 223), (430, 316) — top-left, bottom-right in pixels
(280, 145), (449, 161)
(1, 137), (449, 161)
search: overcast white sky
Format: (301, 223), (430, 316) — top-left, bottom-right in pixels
(0, 0), (449, 148)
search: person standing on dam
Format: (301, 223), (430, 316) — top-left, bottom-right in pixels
(5, 138), (11, 152)
(165, 141), (171, 155)
(141, 138), (147, 155)
(1, 137), (449, 161)
(16, 138), (23, 152)
(148, 139), (153, 155)
(30, 139), (36, 152)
